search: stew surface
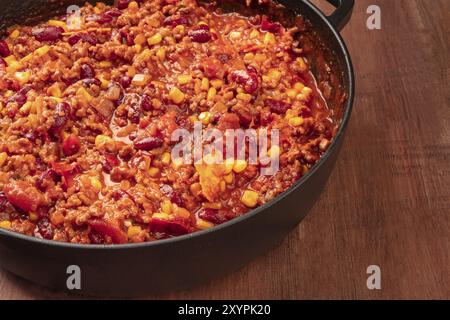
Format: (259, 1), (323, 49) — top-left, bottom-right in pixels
(0, 0), (335, 244)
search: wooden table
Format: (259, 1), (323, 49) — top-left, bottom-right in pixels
(0, 0), (448, 299)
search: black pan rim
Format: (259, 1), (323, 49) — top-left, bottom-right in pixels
(0, 0), (355, 250)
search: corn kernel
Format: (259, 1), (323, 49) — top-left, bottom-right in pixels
(294, 82), (305, 92)
(254, 53), (266, 63)
(133, 44), (142, 53)
(203, 202), (222, 209)
(4, 55), (16, 65)
(171, 157), (184, 169)
(173, 206), (190, 219)
(161, 200), (173, 214)
(268, 69), (282, 82)
(178, 74), (192, 85)
(127, 226), (142, 238)
(35, 45), (50, 57)
(241, 190), (259, 208)
(29, 212), (39, 222)
(95, 134), (112, 148)
(90, 177), (102, 191)
(169, 86), (185, 104)
(14, 71), (30, 84)
(287, 89), (297, 99)
(0, 152), (8, 167)
(134, 33), (146, 45)
(20, 54), (33, 63)
(249, 29), (260, 38)
(210, 79), (223, 89)
(6, 60), (22, 72)
(161, 152), (171, 166)
(128, 1), (139, 9)
(302, 87), (313, 96)
(156, 47), (166, 60)
(99, 77), (110, 89)
(198, 112), (211, 125)
(196, 218), (214, 230)
(296, 57), (308, 72)
(263, 32), (276, 45)
(288, 116), (304, 127)
(268, 145), (280, 158)
(243, 53), (254, 63)
(147, 33), (162, 46)
(236, 93), (252, 102)
(201, 77), (209, 91)
(152, 212), (170, 220)
(9, 29), (20, 39)
(233, 159), (247, 173)
(224, 158), (235, 174)
(19, 101), (32, 114)
(220, 180), (226, 192)
(224, 172), (234, 184)
(77, 87), (93, 103)
(173, 25), (185, 34)
(99, 60), (112, 68)
(131, 73), (150, 86)
(229, 31), (241, 41)
(207, 87), (216, 101)
(0, 221), (11, 229)
(48, 20), (66, 29)
(148, 167), (160, 177)
(48, 83), (62, 98)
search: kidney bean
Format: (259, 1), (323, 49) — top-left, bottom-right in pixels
(102, 153), (120, 174)
(134, 136), (163, 151)
(119, 29), (134, 45)
(50, 161), (80, 191)
(89, 231), (105, 244)
(117, 0), (132, 9)
(0, 191), (9, 211)
(32, 26), (64, 42)
(163, 16), (188, 27)
(149, 218), (190, 237)
(82, 77), (101, 87)
(260, 15), (281, 33)
(88, 219), (127, 244)
(35, 217), (54, 240)
(36, 169), (60, 192)
(264, 98), (292, 114)
(62, 134), (81, 156)
(119, 75), (132, 88)
(0, 40), (10, 57)
(49, 102), (71, 136)
(68, 33), (97, 46)
(140, 94), (152, 111)
(189, 29), (211, 43)
(80, 63), (95, 79)
(230, 69), (259, 94)
(3, 180), (45, 212)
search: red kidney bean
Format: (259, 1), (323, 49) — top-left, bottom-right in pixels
(82, 77), (101, 87)
(36, 169), (60, 192)
(264, 98), (292, 114)
(89, 231), (105, 244)
(117, 0), (131, 9)
(68, 33), (97, 46)
(198, 208), (225, 224)
(140, 93), (152, 111)
(149, 218), (190, 237)
(105, 9), (121, 17)
(49, 102), (71, 136)
(119, 29), (134, 46)
(62, 134), (81, 156)
(0, 191), (9, 211)
(230, 69), (259, 94)
(260, 15), (281, 33)
(189, 29), (211, 43)
(32, 26), (64, 42)
(0, 40), (11, 57)
(88, 219), (127, 244)
(163, 16), (188, 27)
(80, 63), (95, 79)
(7, 84), (32, 107)
(119, 75), (132, 88)
(134, 136), (163, 151)
(35, 217), (54, 240)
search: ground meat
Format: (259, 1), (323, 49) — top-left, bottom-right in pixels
(0, 0), (335, 244)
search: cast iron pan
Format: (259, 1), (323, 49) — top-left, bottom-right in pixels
(0, 0), (354, 296)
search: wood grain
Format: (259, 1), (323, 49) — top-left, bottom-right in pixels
(0, 0), (448, 299)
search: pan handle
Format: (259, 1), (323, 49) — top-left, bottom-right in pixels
(312, 0), (355, 31)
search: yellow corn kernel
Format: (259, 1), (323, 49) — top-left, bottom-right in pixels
(196, 218), (214, 230)
(268, 145), (280, 158)
(0, 221), (11, 229)
(29, 212), (39, 222)
(99, 61), (112, 68)
(4, 55), (16, 65)
(77, 87), (93, 103)
(152, 212), (170, 220)
(224, 172), (234, 184)
(243, 52), (254, 63)
(302, 87), (313, 96)
(134, 33), (146, 45)
(135, 48), (152, 63)
(254, 53), (266, 63)
(178, 74), (192, 85)
(9, 29), (20, 39)
(296, 57), (308, 72)
(198, 111), (211, 125)
(48, 83), (62, 98)
(294, 82), (305, 92)
(128, 1), (139, 9)
(14, 71), (30, 84)
(229, 31), (241, 41)
(90, 177), (102, 191)
(288, 116), (304, 127)
(148, 167), (160, 177)
(161, 152), (171, 166)
(127, 66), (136, 77)
(20, 54), (33, 63)
(241, 190), (259, 208)
(268, 69), (282, 82)
(19, 101), (32, 114)
(173, 206), (190, 219)
(203, 202), (222, 209)
(169, 86), (185, 104)
(99, 77), (110, 89)
(95, 134), (112, 148)
(210, 79), (223, 89)
(94, 7), (102, 14)
(233, 159), (248, 173)
(171, 157), (184, 169)
(127, 225), (142, 238)
(224, 158), (235, 174)
(249, 29), (260, 39)
(131, 74), (150, 86)
(287, 88), (297, 99)
(48, 20), (66, 29)
(263, 32), (276, 45)
(6, 61), (22, 72)
(161, 200), (173, 214)
(220, 180), (226, 192)
(201, 77), (209, 91)
(0, 152), (8, 167)
(173, 25), (185, 34)
(156, 47), (166, 60)
(35, 45), (50, 57)
(147, 33), (162, 46)
(236, 93), (252, 102)
(207, 87), (216, 101)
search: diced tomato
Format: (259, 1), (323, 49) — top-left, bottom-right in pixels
(88, 219), (127, 244)
(3, 180), (45, 212)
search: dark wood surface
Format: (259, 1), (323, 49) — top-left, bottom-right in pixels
(0, 0), (448, 299)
